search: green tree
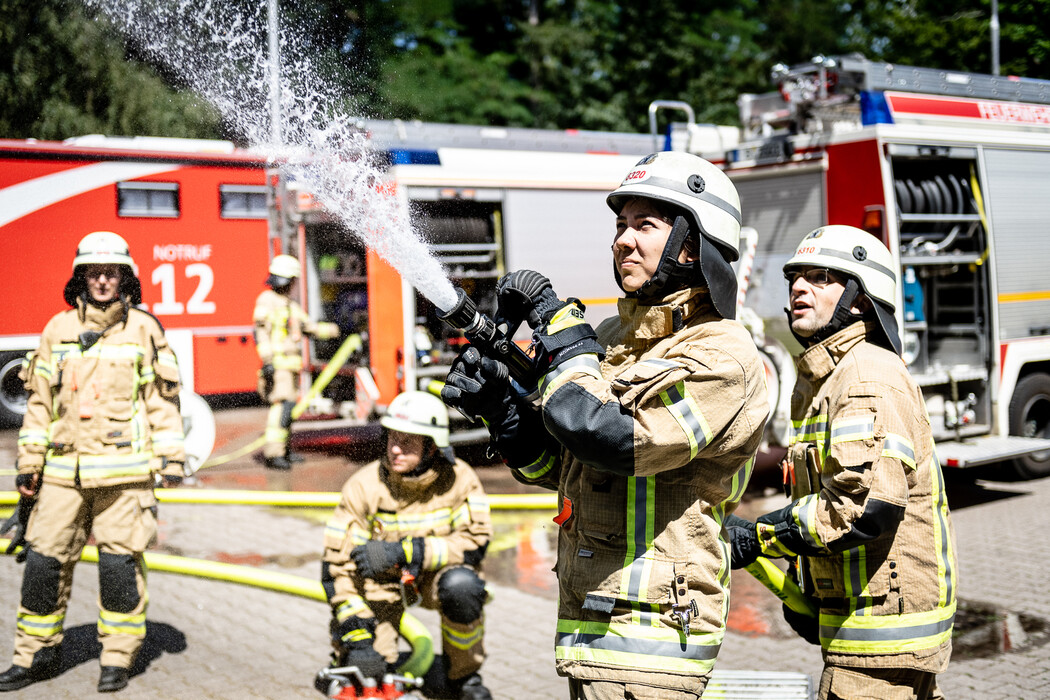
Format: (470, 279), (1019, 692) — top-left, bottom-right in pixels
(0, 0), (222, 140)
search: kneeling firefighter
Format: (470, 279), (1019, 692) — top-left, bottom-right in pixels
(0, 231), (186, 694)
(253, 254), (339, 470)
(321, 391), (494, 700)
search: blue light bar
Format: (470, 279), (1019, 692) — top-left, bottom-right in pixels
(860, 91), (894, 126)
(388, 149), (441, 165)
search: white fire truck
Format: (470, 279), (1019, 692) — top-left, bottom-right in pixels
(267, 121), (795, 459)
(692, 54), (1050, 478)
(0, 136), (270, 427)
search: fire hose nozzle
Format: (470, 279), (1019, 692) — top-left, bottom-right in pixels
(436, 286), (536, 387)
(437, 288), (484, 335)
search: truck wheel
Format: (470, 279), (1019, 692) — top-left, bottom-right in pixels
(1008, 372), (1050, 479)
(0, 352), (28, 428)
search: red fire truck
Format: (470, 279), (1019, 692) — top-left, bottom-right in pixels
(699, 55), (1050, 478)
(0, 136), (270, 426)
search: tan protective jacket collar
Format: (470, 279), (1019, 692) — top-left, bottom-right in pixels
(796, 320), (878, 381)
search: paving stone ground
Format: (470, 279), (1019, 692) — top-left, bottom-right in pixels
(1, 409), (1049, 698)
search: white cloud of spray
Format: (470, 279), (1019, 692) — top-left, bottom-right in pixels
(85, 0), (459, 311)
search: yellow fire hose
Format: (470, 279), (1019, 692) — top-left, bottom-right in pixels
(744, 557), (818, 617)
(0, 537), (434, 678)
(0, 490), (558, 509)
(198, 334), (362, 470)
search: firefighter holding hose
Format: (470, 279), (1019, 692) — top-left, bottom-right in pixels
(253, 254), (339, 470)
(726, 226), (958, 700)
(0, 232), (185, 693)
(321, 391), (493, 699)
(441, 151), (769, 698)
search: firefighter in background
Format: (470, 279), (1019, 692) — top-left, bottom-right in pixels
(0, 232), (185, 694)
(253, 254), (338, 470)
(442, 152), (769, 698)
(727, 226), (957, 700)
(321, 391), (493, 700)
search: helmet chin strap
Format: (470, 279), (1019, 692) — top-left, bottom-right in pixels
(620, 216), (695, 303)
(788, 278), (863, 348)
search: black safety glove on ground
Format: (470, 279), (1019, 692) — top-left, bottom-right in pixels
(782, 603), (821, 645)
(724, 514), (762, 570)
(441, 345), (513, 424)
(496, 270), (564, 329)
(350, 540), (406, 582)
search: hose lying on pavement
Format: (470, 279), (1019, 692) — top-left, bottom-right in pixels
(0, 537), (434, 679)
(0, 490), (560, 510)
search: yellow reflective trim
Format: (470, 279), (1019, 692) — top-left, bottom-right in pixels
(372, 507), (455, 535)
(829, 415), (875, 445)
(659, 381), (712, 460)
(335, 598), (369, 622)
(442, 623), (484, 650)
(325, 519), (350, 541)
(98, 610), (147, 638)
(792, 494), (824, 549)
(425, 536), (449, 571)
(17, 612), (64, 637)
(555, 619), (721, 674)
(790, 414), (828, 444)
(882, 433), (917, 470)
(546, 303), (587, 334)
(821, 602), (955, 654)
(517, 451), (556, 480)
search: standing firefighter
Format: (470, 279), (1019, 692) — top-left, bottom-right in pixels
(727, 225), (957, 700)
(442, 152), (769, 698)
(0, 232), (185, 693)
(321, 391), (493, 700)
(253, 254), (338, 470)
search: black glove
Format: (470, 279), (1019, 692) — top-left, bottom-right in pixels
(441, 345), (513, 423)
(350, 540), (405, 581)
(782, 602), (821, 645)
(496, 270), (564, 329)
(332, 615), (389, 679)
(2, 488), (35, 564)
(261, 363), (275, 380)
(724, 514), (761, 570)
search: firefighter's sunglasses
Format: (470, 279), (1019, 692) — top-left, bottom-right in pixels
(783, 268), (839, 287)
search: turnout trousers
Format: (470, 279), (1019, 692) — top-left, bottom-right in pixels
(12, 481), (156, 669)
(262, 369), (299, 459)
(369, 566), (485, 681)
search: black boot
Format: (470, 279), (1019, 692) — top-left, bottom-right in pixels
(0, 645), (61, 691)
(98, 666), (129, 693)
(265, 455), (293, 470)
(286, 450), (306, 463)
(457, 673), (492, 700)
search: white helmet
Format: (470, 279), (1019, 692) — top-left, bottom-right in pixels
(381, 391), (450, 448)
(268, 254), (301, 280)
(606, 152), (742, 318)
(607, 151), (742, 260)
(72, 231), (138, 274)
(784, 225), (901, 354)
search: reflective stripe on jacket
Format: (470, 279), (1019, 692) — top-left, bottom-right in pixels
(515, 287), (768, 690)
(17, 298), (184, 488)
(787, 321), (956, 673)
